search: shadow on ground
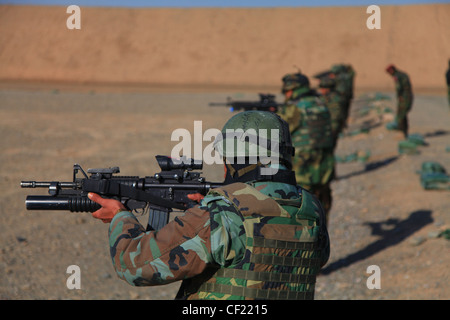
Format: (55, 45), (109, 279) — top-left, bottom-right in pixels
(337, 156), (399, 180)
(321, 209), (433, 275)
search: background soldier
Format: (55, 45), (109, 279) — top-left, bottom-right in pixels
(446, 59), (450, 108)
(385, 64), (414, 137)
(317, 76), (346, 150)
(330, 64), (355, 129)
(89, 110), (330, 300)
(277, 72), (335, 224)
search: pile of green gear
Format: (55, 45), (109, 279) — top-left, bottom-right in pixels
(417, 161), (450, 190)
(355, 92), (392, 117)
(439, 229), (450, 240)
(335, 150), (371, 163)
(398, 133), (428, 155)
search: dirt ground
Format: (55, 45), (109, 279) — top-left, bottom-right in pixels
(0, 84), (448, 300)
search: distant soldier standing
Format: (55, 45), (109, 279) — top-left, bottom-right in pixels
(330, 64), (355, 129)
(386, 64), (414, 137)
(446, 59), (450, 108)
(277, 72), (335, 224)
(317, 76), (346, 150)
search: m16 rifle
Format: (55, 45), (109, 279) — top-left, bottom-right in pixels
(209, 93), (281, 112)
(21, 155), (223, 231)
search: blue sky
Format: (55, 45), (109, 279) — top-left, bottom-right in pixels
(0, 0), (447, 7)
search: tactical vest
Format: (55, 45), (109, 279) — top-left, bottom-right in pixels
(291, 96), (333, 150)
(184, 182), (328, 300)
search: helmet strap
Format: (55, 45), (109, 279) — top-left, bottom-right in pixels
(224, 160), (297, 186)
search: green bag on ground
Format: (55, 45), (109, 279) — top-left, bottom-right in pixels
(386, 121), (399, 131)
(419, 162), (447, 174)
(439, 229), (450, 240)
(407, 133), (427, 146)
(398, 140), (419, 154)
(418, 162), (450, 190)
(398, 134), (428, 155)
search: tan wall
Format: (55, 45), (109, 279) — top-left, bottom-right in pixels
(0, 4), (449, 91)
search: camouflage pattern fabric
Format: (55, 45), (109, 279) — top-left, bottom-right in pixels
(107, 180), (330, 300)
(277, 91), (335, 220)
(278, 95), (333, 150)
(108, 203), (211, 287)
(187, 182), (329, 300)
(291, 148), (334, 218)
(331, 64), (355, 128)
(319, 81), (346, 148)
(392, 69), (413, 137)
(448, 86), (450, 108)
(281, 73), (310, 94)
(446, 61), (450, 108)
(332, 64), (355, 101)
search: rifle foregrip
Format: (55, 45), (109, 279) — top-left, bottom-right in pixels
(25, 195), (101, 212)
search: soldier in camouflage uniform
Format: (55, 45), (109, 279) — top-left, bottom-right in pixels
(386, 64), (414, 137)
(89, 111), (330, 300)
(317, 76), (346, 149)
(446, 60), (450, 108)
(330, 64), (355, 129)
(277, 72), (335, 223)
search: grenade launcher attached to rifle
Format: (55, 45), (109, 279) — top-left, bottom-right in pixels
(209, 93), (281, 113)
(21, 155), (223, 231)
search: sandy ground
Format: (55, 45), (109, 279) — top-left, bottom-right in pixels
(0, 83), (448, 300)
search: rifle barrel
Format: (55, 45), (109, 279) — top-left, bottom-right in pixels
(208, 103), (229, 106)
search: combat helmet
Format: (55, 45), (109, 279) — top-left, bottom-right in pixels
(281, 72), (310, 94)
(214, 111), (295, 172)
(318, 77), (336, 89)
(330, 64), (347, 74)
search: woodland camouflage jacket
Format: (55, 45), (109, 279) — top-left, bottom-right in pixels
(107, 180), (330, 299)
(393, 70), (413, 102)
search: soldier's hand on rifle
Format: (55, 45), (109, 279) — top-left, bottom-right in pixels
(187, 193), (205, 203)
(88, 192), (127, 223)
